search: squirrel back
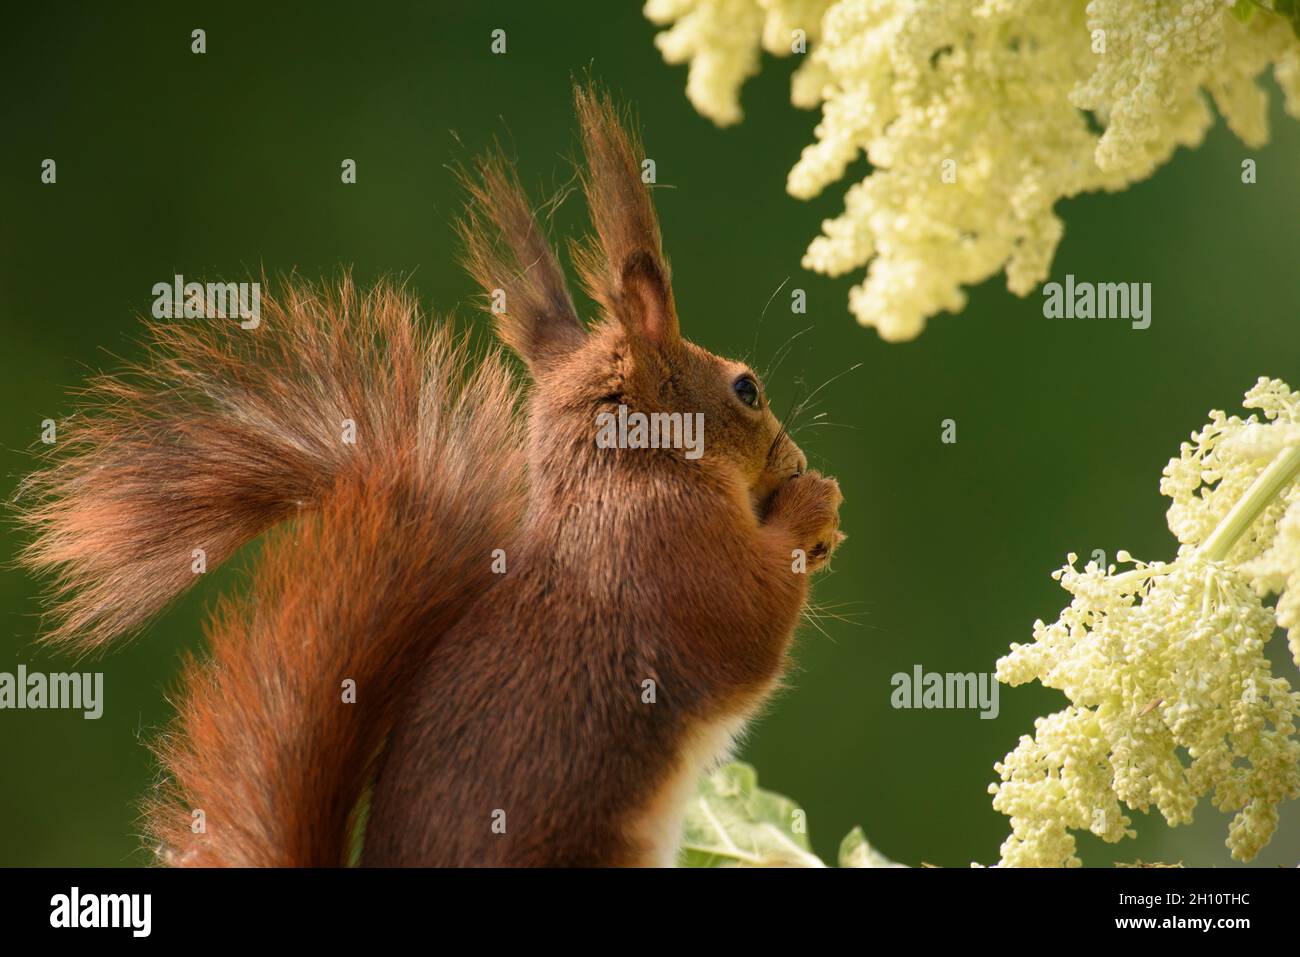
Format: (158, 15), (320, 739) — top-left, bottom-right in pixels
(18, 87), (842, 867)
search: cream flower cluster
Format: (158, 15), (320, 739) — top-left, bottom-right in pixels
(646, 0), (1300, 340)
(1164, 377), (1300, 666)
(992, 378), (1300, 866)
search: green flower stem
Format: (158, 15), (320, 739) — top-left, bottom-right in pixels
(1200, 442), (1300, 563)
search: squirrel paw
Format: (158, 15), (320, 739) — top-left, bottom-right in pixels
(765, 471), (844, 572)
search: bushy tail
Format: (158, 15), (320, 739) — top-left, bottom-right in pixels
(17, 275), (525, 865)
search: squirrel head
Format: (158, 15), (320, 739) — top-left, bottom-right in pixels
(460, 86), (806, 514)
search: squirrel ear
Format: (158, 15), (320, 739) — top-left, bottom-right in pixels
(572, 85), (680, 350)
(457, 150), (586, 371)
(617, 250), (679, 350)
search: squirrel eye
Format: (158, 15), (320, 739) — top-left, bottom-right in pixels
(732, 375), (761, 409)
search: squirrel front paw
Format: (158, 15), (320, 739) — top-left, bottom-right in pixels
(765, 471), (844, 572)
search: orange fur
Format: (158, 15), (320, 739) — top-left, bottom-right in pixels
(20, 278), (527, 866)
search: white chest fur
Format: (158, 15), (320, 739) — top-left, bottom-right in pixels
(629, 711), (755, 867)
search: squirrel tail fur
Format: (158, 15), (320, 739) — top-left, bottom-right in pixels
(17, 275), (525, 865)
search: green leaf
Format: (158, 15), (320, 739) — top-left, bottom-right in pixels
(677, 762), (907, 868)
(838, 826), (905, 868)
(1259, 0), (1300, 40)
(678, 762), (827, 867)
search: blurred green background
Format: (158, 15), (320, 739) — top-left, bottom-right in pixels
(2, 3), (1298, 867)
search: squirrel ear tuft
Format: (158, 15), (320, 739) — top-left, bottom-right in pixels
(457, 150), (586, 371)
(572, 85), (679, 348)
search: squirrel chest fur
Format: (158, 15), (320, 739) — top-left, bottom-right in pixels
(362, 427), (820, 866)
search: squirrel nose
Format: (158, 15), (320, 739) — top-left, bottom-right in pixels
(793, 449), (808, 476)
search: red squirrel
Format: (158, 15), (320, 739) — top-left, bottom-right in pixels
(18, 87), (843, 867)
